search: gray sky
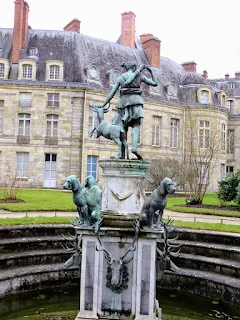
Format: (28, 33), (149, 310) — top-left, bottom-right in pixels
(1, 0), (240, 79)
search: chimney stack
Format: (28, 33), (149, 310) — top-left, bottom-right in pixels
(64, 18), (81, 33)
(235, 71), (240, 79)
(120, 12), (136, 48)
(140, 34), (161, 67)
(202, 70), (208, 80)
(182, 61), (197, 73)
(225, 73), (229, 79)
(12, 0), (29, 63)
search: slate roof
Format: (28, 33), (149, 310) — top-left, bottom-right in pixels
(0, 27), (225, 107)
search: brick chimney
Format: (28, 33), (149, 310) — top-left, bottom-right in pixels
(140, 33), (153, 43)
(64, 18), (81, 33)
(225, 73), (229, 79)
(120, 12), (136, 48)
(140, 34), (161, 67)
(12, 0), (29, 63)
(202, 70), (208, 80)
(235, 71), (240, 79)
(182, 61), (197, 72)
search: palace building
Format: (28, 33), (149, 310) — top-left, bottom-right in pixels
(0, 0), (237, 190)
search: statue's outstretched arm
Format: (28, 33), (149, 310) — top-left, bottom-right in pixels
(141, 66), (158, 87)
(99, 78), (121, 107)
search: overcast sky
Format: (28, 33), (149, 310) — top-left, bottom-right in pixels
(1, 0), (239, 79)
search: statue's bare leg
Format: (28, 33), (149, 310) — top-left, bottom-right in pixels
(132, 123), (143, 160)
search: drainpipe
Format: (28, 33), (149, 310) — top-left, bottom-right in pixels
(81, 89), (87, 183)
(183, 107), (186, 157)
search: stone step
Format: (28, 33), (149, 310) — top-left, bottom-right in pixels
(172, 228), (240, 246)
(160, 268), (240, 307)
(0, 235), (71, 253)
(0, 263), (79, 298)
(177, 240), (240, 261)
(0, 224), (74, 239)
(172, 253), (240, 278)
(0, 248), (72, 269)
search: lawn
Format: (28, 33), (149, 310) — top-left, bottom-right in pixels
(0, 189), (76, 212)
(167, 193), (240, 218)
(0, 216), (239, 233)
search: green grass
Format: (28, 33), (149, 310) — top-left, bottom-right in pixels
(0, 216), (72, 226)
(0, 216), (239, 233)
(167, 193), (240, 218)
(0, 189), (76, 212)
(172, 220), (240, 233)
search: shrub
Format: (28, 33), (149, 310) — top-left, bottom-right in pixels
(218, 171), (240, 203)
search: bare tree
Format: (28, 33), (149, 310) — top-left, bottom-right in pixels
(0, 165), (22, 200)
(144, 154), (185, 192)
(144, 108), (224, 204)
(182, 109), (223, 204)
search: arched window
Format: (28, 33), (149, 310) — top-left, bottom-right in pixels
(45, 60), (64, 81)
(22, 64), (33, 79)
(200, 90), (209, 104)
(49, 65), (60, 80)
(0, 63), (4, 78)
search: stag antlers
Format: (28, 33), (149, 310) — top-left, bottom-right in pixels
(94, 218), (139, 265)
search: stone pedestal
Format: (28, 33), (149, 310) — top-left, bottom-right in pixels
(75, 227), (163, 320)
(99, 160), (150, 227)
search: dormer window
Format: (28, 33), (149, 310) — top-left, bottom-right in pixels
(29, 47), (38, 56)
(0, 59), (9, 79)
(22, 64), (33, 79)
(87, 64), (100, 81)
(167, 83), (177, 96)
(197, 88), (211, 104)
(108, 69), (120, 86)
(18, 59), (37, 81)
(200, 90), (209, 104)
(45, 61), (64, 82)
(50, 65), (60, 80)
(217, 92), (226, 106)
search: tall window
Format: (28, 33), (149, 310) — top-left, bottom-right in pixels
(19, 92), (32, 107)
(226, 166), (234, 177)
(46, 115), (58, 136)
(170, 118), (179, 148)
(44, 154), (57, 188)
(200, 90), (209, 104)
(49, 65), (60, 80)
(16, 152), (29, 178)
(152, 116), (161, 146)
(227, 129), (234, 154)
(0, 100), (3, 135)
(221, 123), (226, 151)
(22, 64), (32, 79)
(88, 108), (98, 139)
(199, 120), (209, 148)
(47, 93), (59, 107)
(18, 113), (30, 136)
(87, 155), (98, 180)
(0, 63), (4, 78)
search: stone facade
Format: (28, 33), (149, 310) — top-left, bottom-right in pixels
(0, 1), (237, 191)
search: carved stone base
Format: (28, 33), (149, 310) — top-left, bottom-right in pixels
(74, 226), (163, 320)
(99, 160), (150, 227)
